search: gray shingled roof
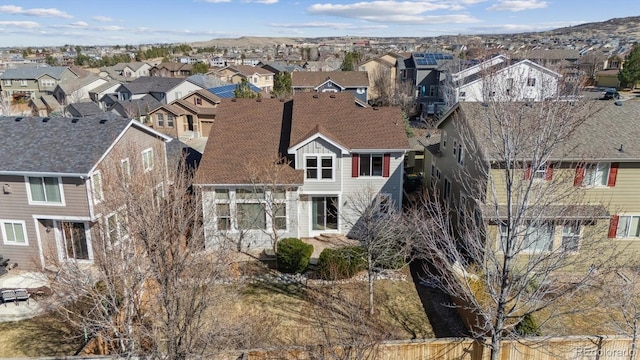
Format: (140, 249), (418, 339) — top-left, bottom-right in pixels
(448, 101), (640, 162)
(0, 114), (131, 174)
(0, 66), (70, 80)
(122, 76), (184, 94)
(57, 75), (102, 93)
(66, 102), (103, 117)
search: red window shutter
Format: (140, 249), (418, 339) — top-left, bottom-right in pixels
(383, 154), (391, 177)
(608, 162), (619, 187)
(352, 154), (359, 178)
(574, 165), (585, 186)
(524, 164), (532, 180)
(545, 164), (553, 180)
(608, 215), (620, 238)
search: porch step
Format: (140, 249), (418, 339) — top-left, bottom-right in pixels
(313, 233), (354, 245)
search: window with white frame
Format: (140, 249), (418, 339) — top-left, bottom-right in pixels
(41, 79), (55, 87)
(617, 216), (640, 238)
(142, 148), (154, 172)
(429, 85), (437, 97)
(523, 221), (554, 252)
(236, 189), (266, 230)
(533, 163), (547, 180)
(1, 220), (27, 245)
(499, 222), (509, 250)
(453, 141), (464, 165)
(216, 203), (232, 230)
(92, 171), (103, 204)
(3, 80), (11, 86)
(167, 114), (174, 127)
(27, 176), (63, 204)
(306, 155), (333, 180)
(562, 222), (581, 252)
(359, 154), (383, 177)
(527, 77), (536, 86)
(583, 163), (610, 186)
(270, 189), (287, 230)
(157, 113), (164, 127)
(105, 211), (128, 245)
(20, 80), (27, 87)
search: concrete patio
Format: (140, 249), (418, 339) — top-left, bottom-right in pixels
(0, 271), (51, 322)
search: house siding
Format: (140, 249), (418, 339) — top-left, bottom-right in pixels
(0, 175), (90, 269)
(296, 138), (343, 194)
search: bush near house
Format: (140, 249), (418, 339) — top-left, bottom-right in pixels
(276, 238), (314, 274)
(317, 246), (367, 280)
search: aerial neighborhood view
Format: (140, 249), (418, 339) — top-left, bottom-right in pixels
(3, 0), (640, 358)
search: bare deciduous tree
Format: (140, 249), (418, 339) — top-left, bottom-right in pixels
(407, 72), (621, 360)
(342, 186), (411, 315)
(49, 146), (238, 359)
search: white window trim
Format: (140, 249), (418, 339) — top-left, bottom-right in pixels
(358, 153), (384, 178)
(582, 162), (610, 187)
(212, 188), (290, 233)
(104, 210), (129, 246)
(442, 177), (451, 203)
(561, 221), (581, 253)
(304, 154), (335, 182)
(616, 214), (640, 239)
(308, 194), (341, 234)
(142, 148), (154, 172)
(92, 171), (103, 204)
(1, 219), (29, 246)
(497, 222), (556, 254)
(25, 176), (66, 206)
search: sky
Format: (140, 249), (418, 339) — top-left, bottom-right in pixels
(0, 0), (638, 47)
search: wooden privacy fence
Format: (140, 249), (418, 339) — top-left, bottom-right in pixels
(218, 336), (636, 360)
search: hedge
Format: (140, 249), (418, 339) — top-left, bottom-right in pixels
(277, 238), (314, 273)
(317, 246), (366, 280)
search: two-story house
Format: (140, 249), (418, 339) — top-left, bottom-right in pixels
(443, 55), (561, 107)
(214, 65), (275, 93)
(148, 89), (221, 138)
(404, 52), (454, 107)
(358, 53), (404, 103)
(194, 93), (409, 250)
(52, 75), (108, 106)
(291, 71), (370, 105)
(0, 66), (78, 101)
(113, 76), (203, 104)
(149, 62), (193, 78)
(0, 114), (172, 270)
(428, 100), (640, 263)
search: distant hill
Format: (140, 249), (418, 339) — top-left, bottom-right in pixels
(191, 36), (302, 48)
(545, 16), (640, 37)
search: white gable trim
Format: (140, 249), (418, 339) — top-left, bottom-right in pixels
(87, 119), (173, 174)
(314, 80), (346, 91)
(288, 133), (349, 155)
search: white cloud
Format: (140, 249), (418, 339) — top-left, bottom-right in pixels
(92, 16), (113, 22)
(308, 1), (452, 18)
(70, 21), (89, 27)
(102, 25), (126, 31)
(254, 0), (279, 3)
(0, 5), (72, 18)
(487, 0), (547, 12)
(0, 20), (40, 28)
(201, 0), (232, 3)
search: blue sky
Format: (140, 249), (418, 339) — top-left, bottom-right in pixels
(0, 0), (638, 47)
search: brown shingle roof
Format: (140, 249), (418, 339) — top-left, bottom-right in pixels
(228, 65), (275, 76)
(292, 71), (369, 88)
(290, 92), (409, 150)
(195, 92), (409, 185)
(195, 97), (303, 185)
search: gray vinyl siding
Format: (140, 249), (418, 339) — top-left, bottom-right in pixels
(0, 175), (90, 269)
(297, 138), (343, 193)
(201, 188), (300, 250)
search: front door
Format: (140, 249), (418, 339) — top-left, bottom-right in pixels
(312, 196), (338, 231)
(57, 221), (90, 261)
(187, 115), (194, 131)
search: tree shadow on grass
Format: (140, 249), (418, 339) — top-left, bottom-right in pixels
(410, 260), (469, 338)
(0, 313), (82, 357)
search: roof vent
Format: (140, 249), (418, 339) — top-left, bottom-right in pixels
(14, 117), (23, 122)
(329, 94), (336, 98)
(99, 119), (108, 124)
(72, 118), (80, 123)
(231, 98), (237, 102)
(256, 98), (262, 102)
(618, 144), (624, 153)
(615, 100), (622, 106)
(42, 117), (50, 123)
(312, 94), (319, 98)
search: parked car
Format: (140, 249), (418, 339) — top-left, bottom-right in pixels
(602, 88), (621, 100)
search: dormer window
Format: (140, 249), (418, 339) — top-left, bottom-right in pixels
(306, 155), (333, 180)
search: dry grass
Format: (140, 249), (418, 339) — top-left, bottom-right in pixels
(0, 313), (81, 357)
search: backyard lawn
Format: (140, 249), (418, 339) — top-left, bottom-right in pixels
(0, 314), (81, 357)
